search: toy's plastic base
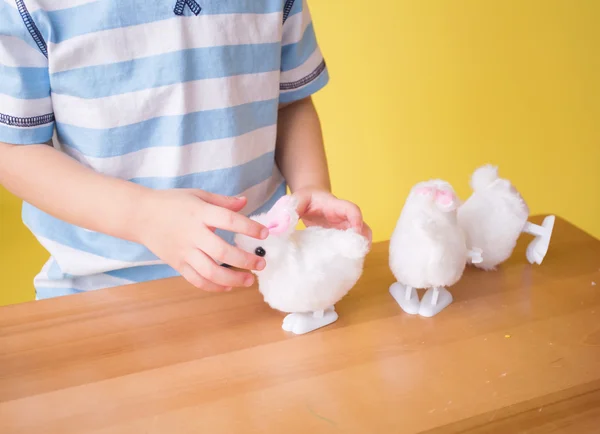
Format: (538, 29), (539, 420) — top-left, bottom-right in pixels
(389, 282), (420, 315)
(468, 248), (483, 264)
(523, 215), (555, 265)
(418, 287), (453, 317)
(282, 307), (338, 335)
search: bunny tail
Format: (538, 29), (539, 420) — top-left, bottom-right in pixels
(470, 164), (499, 192)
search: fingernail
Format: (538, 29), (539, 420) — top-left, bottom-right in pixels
(244, 276), (254, 287)
(236, 196), (246, 201)
(260, 228), (269, 239)
(224, 287), (233, 292)
(256, 259), (266, 270)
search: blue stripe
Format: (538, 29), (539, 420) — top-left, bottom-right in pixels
(46, 0), (285, 44)
(36, 287), (85, 300)
(23, 166), (280, 262)
(50, 43), (281, 99)
(57, 99), (278, 158)
(281, 23), (317, 72)
(105, 264), (179, 282)
(132, 152), (275, 191)
(284, 0), (303, 22)
(0, 64), (50, 99)
(0, 123), (54, 145)
(23, 202), (159, 262)
(279, 68), (329, 104)
(217, 181), (287, 245)
(0, 2), (43, 52)
(47, 259), (67, 280)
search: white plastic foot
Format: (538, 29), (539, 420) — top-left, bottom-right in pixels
(468, 247), (483, 264)
(389, 282), (420, 315)
(523, 215), (555, 265)
(282, 307), (338, 335)
(418, 287), (453, 317)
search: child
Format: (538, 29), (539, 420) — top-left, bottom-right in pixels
(0, 0), (371, 299)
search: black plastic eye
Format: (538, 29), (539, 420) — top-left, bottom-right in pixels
(254, 247), (266, 257)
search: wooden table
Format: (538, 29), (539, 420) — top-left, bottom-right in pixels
(1, 217), (599, 434)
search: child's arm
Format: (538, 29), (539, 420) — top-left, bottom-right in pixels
(275, 98), (372, 242)
(275, 1), (370, 241)
(0, 142), (267, 291)
(0, 142), (149, 243)
(276, 97), (331, 194)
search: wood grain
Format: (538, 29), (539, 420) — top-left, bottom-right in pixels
(1, 216), (599, 434)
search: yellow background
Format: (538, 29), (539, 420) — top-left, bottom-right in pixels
(1, 0), (599, 306)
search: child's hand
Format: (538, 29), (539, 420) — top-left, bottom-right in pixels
(134, 189), (268, 292)
(293, 188), (372, 244)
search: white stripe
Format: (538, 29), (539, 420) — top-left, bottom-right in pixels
(0, 35), (48, 67)
(34, 236), (163, 276)
(3, 0), (99, 13)
(282, 0), (312, 46)
(279, 47), (323, 87)
(51, 71), (279, 129)
(0, 94), (52, 117)
(49, 13), (283, 73)
(35, 268), (134, 291)
(62, 125), (277, 179)
(35, 258), (54, 282)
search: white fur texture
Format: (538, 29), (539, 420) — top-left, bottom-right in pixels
(470, 164), (499, 191)
(389, 180), (468, 289)
(457, 165), (530, 270)
(234, 197), (370, 314)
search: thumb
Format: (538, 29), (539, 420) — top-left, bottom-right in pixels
(292, 192), (311, 218)
(191, 190), (247, 212)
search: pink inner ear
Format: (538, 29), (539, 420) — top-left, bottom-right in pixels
(266, 213), (291, 235)
(435, 190), (454, 206)
(415, 186), (434, 195)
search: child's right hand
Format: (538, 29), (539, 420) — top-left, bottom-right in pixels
(134, 189), (268, 292)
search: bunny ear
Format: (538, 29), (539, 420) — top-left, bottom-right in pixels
(269, 195), (297, 212)
(414, 186), (434, 196)
(265, 195), (299, 236)
(434, 189), (459, 211)
(266, 213), (292, 235)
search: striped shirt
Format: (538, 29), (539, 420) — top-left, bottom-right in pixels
(0, 0), (329, 299)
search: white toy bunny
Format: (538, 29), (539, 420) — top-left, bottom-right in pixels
(234, 195), (370, 335)
(457, 164), (555, 269)
(389, 180), (482, 317)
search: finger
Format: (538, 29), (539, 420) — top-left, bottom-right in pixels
(362, 223), (373, 246)
(203, 236), (266, 271)
(180, 263), (231, 292)
(187, 249), (255, 288)
(335, 200), (364, 230)
(293, 191), (312, 217)
(191, 190), (247, 212)
(204, 206), (268, 239)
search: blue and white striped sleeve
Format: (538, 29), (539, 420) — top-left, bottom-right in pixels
(0, 1), (54, 145)
(279, 0), (329, 104)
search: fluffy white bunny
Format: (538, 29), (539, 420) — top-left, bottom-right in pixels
(457, 164), (555, 269)
(389, 180), (480, 317)
(234, 195), (370, 335)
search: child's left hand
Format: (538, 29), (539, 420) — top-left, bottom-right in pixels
(293, 188), (372, 244)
